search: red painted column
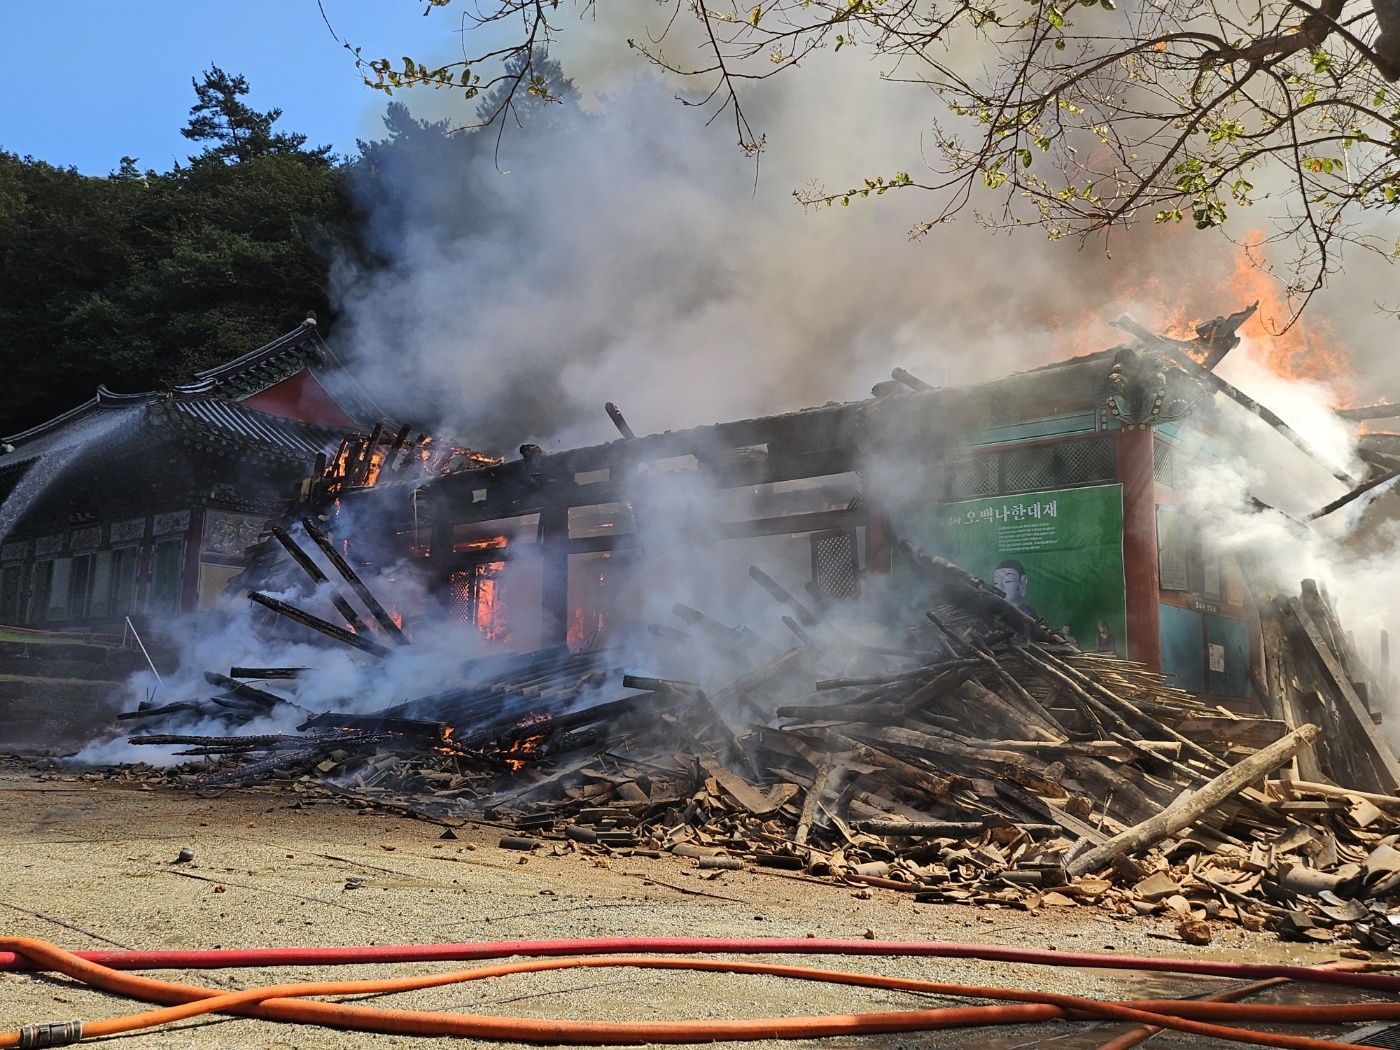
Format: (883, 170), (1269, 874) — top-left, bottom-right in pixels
(1116, 426), (1161, 669)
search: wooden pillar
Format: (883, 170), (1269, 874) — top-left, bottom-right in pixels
(428, 505), (454, 606)
(862, 470), (896, 579)
(864, 490), (892, 575)
(1117, 425), (1161, 670)
(540, 503), (569, 646)
(180, 508), (204, 614)
(18, 552), (35, 625)
(135, 516), (155, 615)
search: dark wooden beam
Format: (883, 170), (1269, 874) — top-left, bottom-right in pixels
(563, 508), (867, 555)
(540, 503), (569, 646)
(1336, 403), (1400, 421)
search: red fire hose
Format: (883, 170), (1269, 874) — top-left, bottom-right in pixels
(1, 936), (1398, 1048)
(2, 936), (1398, 991)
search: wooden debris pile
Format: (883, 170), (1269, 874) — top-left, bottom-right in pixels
(1258, 577), (1400, 795)
(109, 541), (1400, 951)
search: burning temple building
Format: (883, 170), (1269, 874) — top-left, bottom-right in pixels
(309, 306), (1394, 712)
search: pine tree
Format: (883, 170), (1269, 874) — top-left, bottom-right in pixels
(181, 66), (327, 164)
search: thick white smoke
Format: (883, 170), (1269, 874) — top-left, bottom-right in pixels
(1166, 338), (1400, 733)
(329, 46), (1400, 459)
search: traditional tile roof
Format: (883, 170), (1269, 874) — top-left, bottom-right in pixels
(178, 320), (387, 427)
(0, 322), (373, 474)
(155, 399), (343, 461)
(179, 324), (325, 399)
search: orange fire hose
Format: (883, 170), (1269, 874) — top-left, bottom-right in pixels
(1, 937), (1398, 1048)
(1093, 977), (1293, 1050)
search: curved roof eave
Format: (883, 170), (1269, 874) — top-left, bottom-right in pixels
(2, 387), (151, 447)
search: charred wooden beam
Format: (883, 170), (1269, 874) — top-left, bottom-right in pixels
(270, 525), (374, 637)
(351, 422), (384, 487)
(1337, 402), (1400, 421)
(542, 725), (605, 756)
(748, 566), (818, 627)
(210, 697), (266, 713)
(1287, 597), (1400, 792)
(1156, 344), (1359, 486)
(604, 402), (636, 440)
(386, 423), (413, 472)
(1308, 468), (1400, 520)
(899, 541), (1053, 641)
(782, 615), (815, 647)
(116, 701), (206, 721)
(623, 675), (698, 693)
(1359, 446), (1400, 473)
(421, 406), (863, 523)
(295, 713), (450, 741)
(795, 755), (833, 847)
(540, 502), (569, 648)
(129, 733), (311, 748)
(202, 672), (289, 710)
(300, 517), (409, 645)
(891, 367), (934, 392)
(564, 508), (867, 556)
(195, 744), (339, 787)
(392, 433), (426, 474)
(671, 603), (763, 655)
(248, 591), (395, 659)
(229, 667), (306, 680)
(858, 819), (1058, 836)
(647, 623), (690, 646)
(815, 660), (982, 690)
(776, 697), (903, 721)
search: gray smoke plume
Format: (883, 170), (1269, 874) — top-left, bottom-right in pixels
(327, 19), (1400, 458)
(330, 50), (1398, 459)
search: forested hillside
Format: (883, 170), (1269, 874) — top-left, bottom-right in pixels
(0, 69), (355, 437)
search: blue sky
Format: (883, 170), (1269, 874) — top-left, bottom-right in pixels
(0, 2), (462, 174)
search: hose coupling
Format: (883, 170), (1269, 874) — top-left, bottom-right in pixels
(19, 1021), (83, 1048)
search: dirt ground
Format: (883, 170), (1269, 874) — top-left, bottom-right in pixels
(0, 763), (1390, 1049)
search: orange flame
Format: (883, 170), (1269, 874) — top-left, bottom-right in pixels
(501, 713), (552, 770)
(1046, 233), (1355, 402)
(1215, 251), (1353, 400)
(321, 432), (500, 495)
(363, 446), (389, 486)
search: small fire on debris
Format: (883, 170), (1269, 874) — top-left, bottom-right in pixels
(432, 725), (466, 759)
(500, 713), (552, 771)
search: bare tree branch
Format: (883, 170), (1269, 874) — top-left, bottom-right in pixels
(330, 0), (1400, 321)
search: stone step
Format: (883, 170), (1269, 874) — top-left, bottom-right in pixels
(0, 690), (125, 751)
(0, 676), (123, 703)
(0, 654), (144, 681)
(0, 639), (152, 673)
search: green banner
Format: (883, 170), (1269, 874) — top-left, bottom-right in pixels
(893, 484), (1127, 657)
